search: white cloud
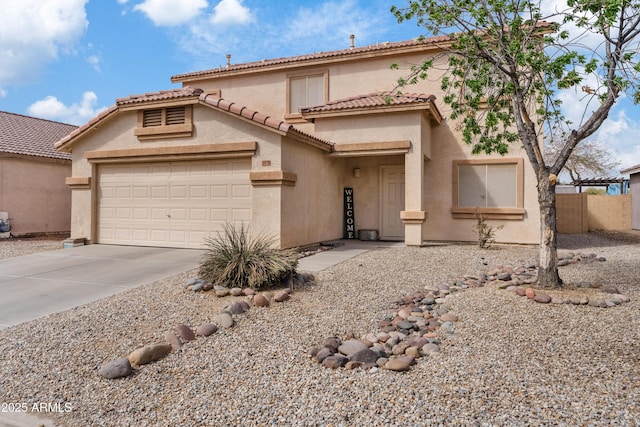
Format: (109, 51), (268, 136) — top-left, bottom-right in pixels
(133, 0), (207, 26)
(0, 87), (6, 98)
(591, 108), (640, 172)
(210, 0), (252, 25)
(27, 91), (108, 125)
(285, 0), (386, 51)
(86, 54), (101, 73)
(0, 0), (89, 86)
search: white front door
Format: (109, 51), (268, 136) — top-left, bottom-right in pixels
(380, 165), (405, 240)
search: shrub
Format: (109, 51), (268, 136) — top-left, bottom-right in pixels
(472, 209), (504, 249)
(198, 223), (298, 290)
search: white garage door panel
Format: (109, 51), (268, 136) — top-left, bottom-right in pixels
(98, 160), (252, 249)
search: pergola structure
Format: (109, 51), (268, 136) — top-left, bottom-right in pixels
(571, 177), (629, 194)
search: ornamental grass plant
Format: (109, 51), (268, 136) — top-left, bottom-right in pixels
(198, 223), (298, 290)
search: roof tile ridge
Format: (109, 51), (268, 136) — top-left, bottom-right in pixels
(199, 92), (290, 132)
(171, 36), (451, 80)
(0, 110), (77, 127)
(116, 86), (203, 105)
(54, 105), (118, 148)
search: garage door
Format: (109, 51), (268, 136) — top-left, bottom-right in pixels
(98, 159), (252, 248)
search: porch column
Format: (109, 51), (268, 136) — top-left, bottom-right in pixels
(402, 139), (427, 246)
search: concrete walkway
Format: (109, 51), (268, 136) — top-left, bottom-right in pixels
(297, 239), (404, 271)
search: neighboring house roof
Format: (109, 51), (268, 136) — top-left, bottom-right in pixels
(621, 164), (640, 175)
(300, 92), (442, 122)
(171, 21), (554, 83)
(55, 87), (333, 152)
(0, 111), (76, 161)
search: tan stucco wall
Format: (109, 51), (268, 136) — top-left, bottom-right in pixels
(67, 105), (285, 243)
(0, 156), (71, 235)
(297, 107), (540, 245)
(312, 112), (423, 145)
(181, 52), (540, 245)
(279, 138), (345, 248)
(184, 50), (450, 121)
(422, 117), (540, 245)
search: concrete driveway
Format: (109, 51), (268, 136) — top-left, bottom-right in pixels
(0, 245), (204, 330)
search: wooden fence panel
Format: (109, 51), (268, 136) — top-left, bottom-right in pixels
(556, 193), (588, 234)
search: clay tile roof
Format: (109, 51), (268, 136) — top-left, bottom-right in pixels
(56, 87), (205, 151)
(199, 93), (289, 133)
(172, 22), (554, 83)
(116, 86), (204, 106)
(171, 37), (451, 82)
(301, 92), (436, 114)
(57, 89), (333, 153)
(198, 93), (332, 149)
(55, 106), (118, 151)
(0, 111), (76, 160)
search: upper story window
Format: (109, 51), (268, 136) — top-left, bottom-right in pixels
(452, 158), (525, 219)
(135, 106), (193, 140)
(286, 71), (328, 121)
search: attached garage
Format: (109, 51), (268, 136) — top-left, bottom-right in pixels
(97, 159), (252, 249)
(55, 87), (337, 249)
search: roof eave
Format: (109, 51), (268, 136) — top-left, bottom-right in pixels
(302, 102), (443, 124)
(171, 21), (554, 84)
(118, 97), (200, 112)
(55, 106), (119, 153)
(198, 93), (333, 151)
(621, 164), (640, 175)
(171, 41), (452, 84)
(0, 151), (71, 163)
(286, 128), (333, 152)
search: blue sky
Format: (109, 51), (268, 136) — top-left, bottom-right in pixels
(0, 0), (414, 124)
(0, 0), (638, 173)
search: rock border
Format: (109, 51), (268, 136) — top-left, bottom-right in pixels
(308, 286), (458, 372)
(98, 273), (317, 380)
(308, 251), (631, 373)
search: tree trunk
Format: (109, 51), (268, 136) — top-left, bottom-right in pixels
(537, 173), (563, 288)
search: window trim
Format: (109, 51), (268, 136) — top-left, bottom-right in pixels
(285, 69), (329, 121)
(451, 158), (525, 220)
(134, 105), (193, 140)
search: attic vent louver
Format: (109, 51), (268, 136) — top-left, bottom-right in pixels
(166, 107), (186, 125)
(143, 109), (162, 127)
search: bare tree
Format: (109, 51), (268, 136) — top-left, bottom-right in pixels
(392, 0), (640, 288)
(545, 138), (621, 182)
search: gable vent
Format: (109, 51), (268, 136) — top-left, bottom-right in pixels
(166, 107), (186, 125)
(143, 109), (162, 127)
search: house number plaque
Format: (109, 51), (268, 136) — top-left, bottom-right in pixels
(344, 187), (355, 239)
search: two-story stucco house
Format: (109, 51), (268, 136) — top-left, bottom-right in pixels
(55, 36), (540, 249)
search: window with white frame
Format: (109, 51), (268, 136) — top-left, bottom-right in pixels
(287, 72), (326, 115)
(452, 158), (525, 219)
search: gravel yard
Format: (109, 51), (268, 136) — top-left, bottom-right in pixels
(0, 237), (64, 260)
(0, 233), (638, 426)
